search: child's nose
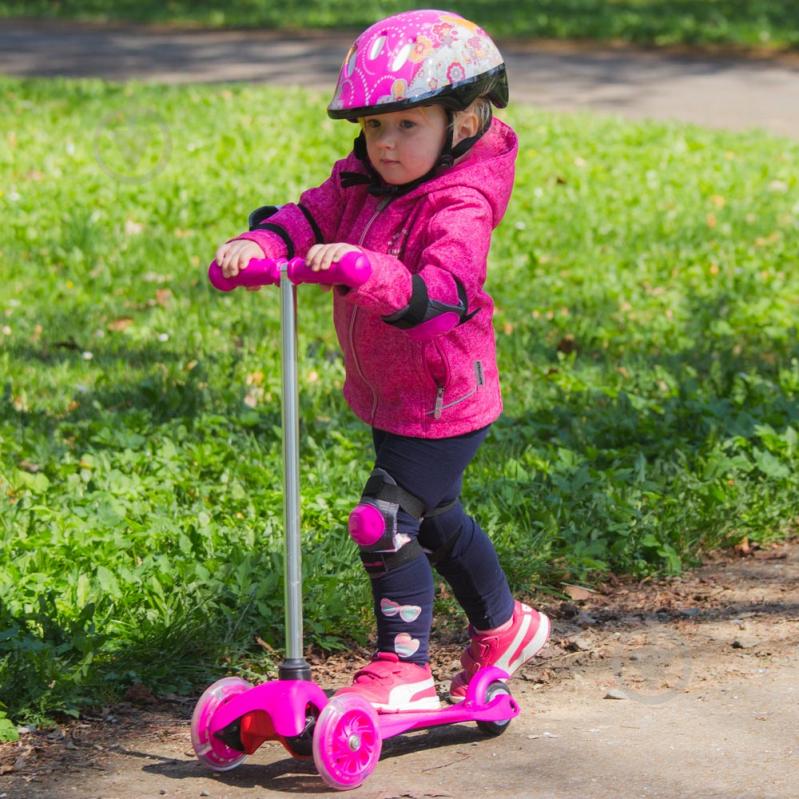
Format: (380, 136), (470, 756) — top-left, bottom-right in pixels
(376, 127), (397, 148)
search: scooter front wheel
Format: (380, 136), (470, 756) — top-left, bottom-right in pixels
(191, 676), (251, 771)
(312, 695), (382, 790)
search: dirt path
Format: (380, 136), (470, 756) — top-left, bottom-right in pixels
(1, 20), (799, 138)
(2, 539), (797, 799)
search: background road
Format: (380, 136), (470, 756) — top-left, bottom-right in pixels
(2, 20), (798, 138)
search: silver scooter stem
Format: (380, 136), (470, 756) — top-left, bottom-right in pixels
(278, 265), (311, 681)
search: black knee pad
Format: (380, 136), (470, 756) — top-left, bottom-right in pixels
(348, 467), (425, 553)
(359, 538), (426, 578)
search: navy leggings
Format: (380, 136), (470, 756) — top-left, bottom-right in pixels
(364, 425), (515, 665)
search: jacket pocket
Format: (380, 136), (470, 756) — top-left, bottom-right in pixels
(427, 360), (485, 419)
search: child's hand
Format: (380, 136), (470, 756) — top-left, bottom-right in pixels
(306, 243), (361, 272)
(215, 240), (265, 279)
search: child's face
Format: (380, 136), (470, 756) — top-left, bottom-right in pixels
(361, 106), (448, 186)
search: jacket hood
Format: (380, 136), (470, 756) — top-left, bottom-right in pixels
(414, 117), (517, 226)
(347, 117), (518, 228)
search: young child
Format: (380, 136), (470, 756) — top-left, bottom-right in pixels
(215, 9), (550, 709)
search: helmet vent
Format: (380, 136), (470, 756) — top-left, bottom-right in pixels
(346, 45), (358, 77)
(369, 35), (386, 61)
(391, 42), (412, 72)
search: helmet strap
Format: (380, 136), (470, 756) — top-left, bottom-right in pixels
(441, 108), (491, 164)
(340, 113), (490, 197)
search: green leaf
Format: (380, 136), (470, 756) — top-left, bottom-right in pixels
(0, 713), (19, 743)
(96, 566), (121, 599)
(752, 449), (791, 480)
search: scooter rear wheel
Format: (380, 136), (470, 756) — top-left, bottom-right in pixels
(312, 695), (382, 790)
(475, 680), (514, 737)
(191, 676), (251, 771)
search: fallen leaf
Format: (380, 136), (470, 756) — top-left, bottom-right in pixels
(734, 538), (752, 556)
(562, 583), (597, 601)
(107, 317), (134, 332)
(557, 334), (577, 354)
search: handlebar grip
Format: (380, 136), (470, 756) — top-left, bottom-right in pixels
(208, 258), (281, 292)
(207, 250), (372, 292)
(286, 251), (372, 288)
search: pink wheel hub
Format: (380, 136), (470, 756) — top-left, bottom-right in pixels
(313, 695), (382, 790)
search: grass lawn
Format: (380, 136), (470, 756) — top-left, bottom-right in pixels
(1, 1), (799, 51)
(1, 76), (798, 727)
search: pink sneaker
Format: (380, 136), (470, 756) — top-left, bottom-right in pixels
(336, 652), (440, 712)
(449, 601), (550, 703)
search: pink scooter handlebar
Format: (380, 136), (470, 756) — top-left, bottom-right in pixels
(208, 251), (371, 292)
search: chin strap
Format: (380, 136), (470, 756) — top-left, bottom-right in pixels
(340, 112), (488, 197)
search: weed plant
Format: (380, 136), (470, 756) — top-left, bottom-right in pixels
(0, 78), (797, 727)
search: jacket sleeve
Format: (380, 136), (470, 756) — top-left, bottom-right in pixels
(232, 157), (352, 258)
(343, 190), (494, 339)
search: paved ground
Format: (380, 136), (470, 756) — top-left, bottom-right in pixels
(2, 20), (799, 138)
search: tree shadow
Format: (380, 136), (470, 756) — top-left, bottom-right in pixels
(1, 333), (283, 440)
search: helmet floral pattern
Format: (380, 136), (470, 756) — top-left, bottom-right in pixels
(328, 9), (503, 116)
(410, 35), (434, 63)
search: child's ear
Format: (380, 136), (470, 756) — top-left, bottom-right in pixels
(453, 109), (480, 144)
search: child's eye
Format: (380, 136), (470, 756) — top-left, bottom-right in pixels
(364, 119), (380, 129)
(399, 119), (416, 129)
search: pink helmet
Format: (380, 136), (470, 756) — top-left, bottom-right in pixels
(328, 9), (508, 120)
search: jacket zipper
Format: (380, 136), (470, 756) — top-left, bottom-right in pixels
(431, 360), (485, 419)
(350, 196), (392, 423)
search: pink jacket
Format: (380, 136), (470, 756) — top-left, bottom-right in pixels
(237, 118), (518, 438)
